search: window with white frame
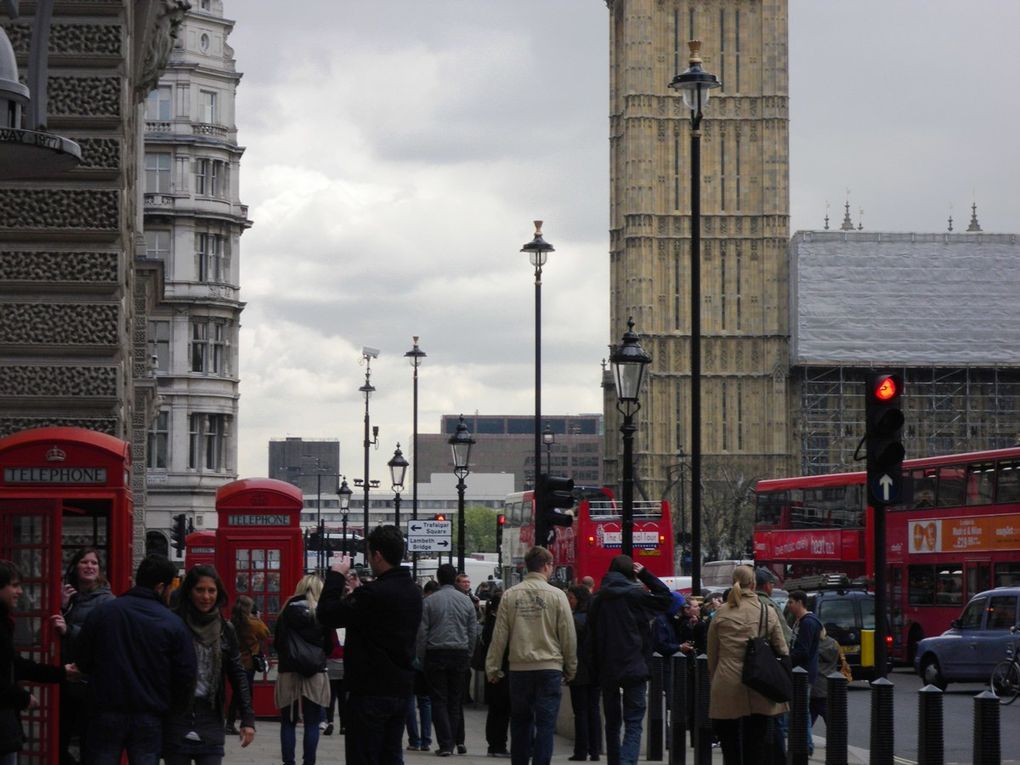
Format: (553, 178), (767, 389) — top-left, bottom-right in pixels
(147, 410), (169, 469)
(146, 86), (172, 121)
(190, 318), (229, 374)
(199, 90), (217, 124)
(144, 230), (171, 261)
(196, 233), (226, 282)
(148, 320), (170, 371)
(189, 413), (229, 471)
(194, 158), (226, 197)
(144, 152), (172, 193)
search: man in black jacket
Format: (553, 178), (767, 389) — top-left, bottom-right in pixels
(318, 525), (422, 765)
(585, 556), (677, 765)
(75, 554), (196, 765)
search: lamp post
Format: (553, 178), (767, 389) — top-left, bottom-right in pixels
(388, 443), (409, 531)
(360, 349), (380, 556)
(663, 449), (688, 575)
(610, 318), (652, 558)
(405, 337), (426, 576)
(338, 477), (352, 557)
(448, 415), (475, 573)
(542, 424), (555, 475)
(521, 222), (554, 507)
(669, 40), (720, 591)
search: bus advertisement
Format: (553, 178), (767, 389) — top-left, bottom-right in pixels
(500, 487), (674, 586)
(754, 446), (1020, 663)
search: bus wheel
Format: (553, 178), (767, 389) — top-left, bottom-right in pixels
(921, 656), (947, 691)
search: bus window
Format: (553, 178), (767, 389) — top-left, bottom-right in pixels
(908, 565), (936, 605)
(936, 466), (965, 507)
(910, 468), (937, 509)
(935, 566), (963, 605)
(995, 562), (1020, 588)
(995, 461), (1020, 503)
(965, 463), (995, 506)
(754, 490), (787, 527)
(967, 565), (991, 597)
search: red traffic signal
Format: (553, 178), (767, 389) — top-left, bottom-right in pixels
(433, 513), (447, 522)
(872, 375), (898, 402)
(497, 514), (506, 526)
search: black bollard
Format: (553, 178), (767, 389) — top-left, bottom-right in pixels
(825, 670), (849, 765)
(694, 654), (712, 765)
(917, 684), (943, 765)
(669, 652), (687, 765)
(648, 652), (664, 761)
(687, 652), (697, 749)
(789, 666), (809, 765)
(972, 689), (1000, 765)
(869, 677), (895, 765)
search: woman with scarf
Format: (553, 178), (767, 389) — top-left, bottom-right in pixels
(50, 547), (115, 764)
(163, 565), (255, 764)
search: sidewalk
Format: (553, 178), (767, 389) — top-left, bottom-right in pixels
(222, 704), (864, 765)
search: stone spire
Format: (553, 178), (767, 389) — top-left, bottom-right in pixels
(840, 199), (855, 231)
(967, 202), (982, 232)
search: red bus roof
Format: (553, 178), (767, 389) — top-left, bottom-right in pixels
(756, 445), (1020, 493)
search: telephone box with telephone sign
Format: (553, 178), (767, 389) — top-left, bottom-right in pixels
(215, 478), (303, 717)
(0, 426), (133, 765)
(184, 529), (217, 570)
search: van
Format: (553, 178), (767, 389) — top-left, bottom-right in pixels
(701, 560), (754, 589)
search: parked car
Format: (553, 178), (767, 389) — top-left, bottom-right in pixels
(913, 587), (1020, 690)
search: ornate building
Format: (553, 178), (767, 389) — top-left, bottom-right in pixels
(142, 0), (249, 551)
(0, 0), (189, 563)
(602, 1), (793, 528)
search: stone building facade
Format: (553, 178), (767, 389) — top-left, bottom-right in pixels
(142, 0), (248, 550)
(602, 0), (793, 511)
(0, 0), (189, 563)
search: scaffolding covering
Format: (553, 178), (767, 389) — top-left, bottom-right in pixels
(790, 232), (1020, 366)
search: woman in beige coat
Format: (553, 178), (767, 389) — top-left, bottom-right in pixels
(707, 565), (789, 765)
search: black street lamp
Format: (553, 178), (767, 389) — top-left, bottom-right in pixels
(542, 424), (556, 475)
(338, 477), (353, 557)
(663, 448), (689, 575)
(448, 415), (475, 573)
(521, 221), (554, 506)
(405, 337), (426, 577)
(611, 318), (652, 558)
(669, 40), (719, 591)
(388, 443), (409, 531)
(360, 348), (380, 557)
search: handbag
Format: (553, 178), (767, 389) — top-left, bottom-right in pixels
(281, 621), (326, 678)
(741, 601), (793, 703)
(252, 652), (268, 674)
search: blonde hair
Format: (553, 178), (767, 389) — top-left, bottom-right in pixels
(292, 574), (324, 611)
(725, 564), (756, 609)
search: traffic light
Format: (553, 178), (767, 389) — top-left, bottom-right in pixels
(496, 513), (506, 549)
(865, 372), (905, 506)
(433, 513), (447, 522)
(171, 513), (187, 555)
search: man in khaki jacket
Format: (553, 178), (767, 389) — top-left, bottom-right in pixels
(485, 547), (576, 765)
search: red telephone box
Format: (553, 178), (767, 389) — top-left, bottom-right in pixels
(0, 426), (133, 764)
(184, 530), (217, 570)
(215, 478), (303, 717)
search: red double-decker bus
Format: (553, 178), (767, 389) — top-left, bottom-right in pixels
(754, 446), (1020, 662)
(500, 487), (674, 586)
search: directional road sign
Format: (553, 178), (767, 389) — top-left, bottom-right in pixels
(406, 519), (452, 553)
(870, 473), (900, 505)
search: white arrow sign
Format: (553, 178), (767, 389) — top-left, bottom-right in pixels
(406, 520), (452, 552)
(879, 474), (894, 501)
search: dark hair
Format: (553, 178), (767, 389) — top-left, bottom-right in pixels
(789, 590), (809, 607)
(64, 547), (108, 592)
(754, 566), (777, 587)
(368, 525), (405, 566)
(231, 595), (255, 641)
(525, 546), (552, 572)
(0, 559), (20, 589)
(134, 555), (177, 590)
(176, 565), (228, 615)
(609, 554), (636, 580)
(568, 584), (590, 613)
(423, 580), (440, 595)
(436, 563), (457, 586)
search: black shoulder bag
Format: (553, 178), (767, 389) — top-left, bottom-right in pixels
(741, 601), (792, 702)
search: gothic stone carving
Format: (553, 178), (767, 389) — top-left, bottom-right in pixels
(136, 0), (190, 101)
(0, 365), (117, 397)
(0, 251), (118, 281)
(0, 190), (118, 230)
(0, 304), (119, 344)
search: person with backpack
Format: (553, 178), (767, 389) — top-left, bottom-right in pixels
(787, 590), (822, 757)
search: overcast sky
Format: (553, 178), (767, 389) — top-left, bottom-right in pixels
(228, 1), (1020, 483)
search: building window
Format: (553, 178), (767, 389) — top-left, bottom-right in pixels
(191, 318), (228, 374)
(144, 152), (172, 193)
(195, 158), (225, 197)
(146, 86), (171, 121)
(189, 413), (229, 472)
(148, 320), (170, 371)
(145, 230), (171, 261)
(147, 410), (169, 469)
(196, 233), (225, 282)
(199, 33), (210, 52)
(199, 89), (217, 124)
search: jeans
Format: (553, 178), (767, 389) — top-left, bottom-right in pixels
(712, 714), (772, 765)
(509, 669), (563, 765)
(280, 697), (322, 765)
(569, 684), (602, 759)
(425, 649), (470, 752)
(485, 674), (511, 754)
(345, 694), (408, 765)
(602, 684), (646, 765)
(86, 710), (163, 765)
(327, 678), (346, 727)
(406, 694), (433, 748)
